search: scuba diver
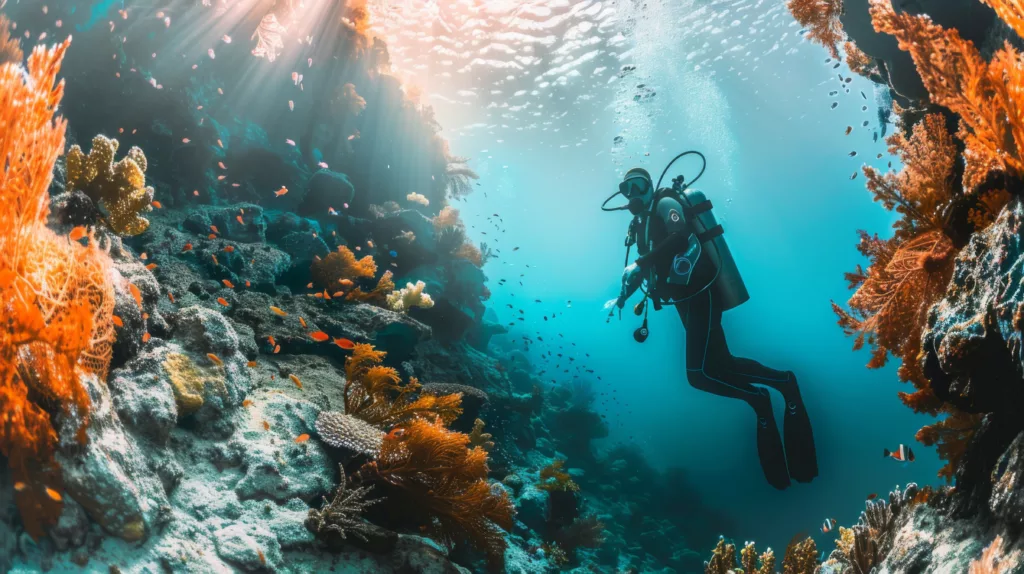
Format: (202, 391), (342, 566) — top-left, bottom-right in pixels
(603, 153), (818, 489)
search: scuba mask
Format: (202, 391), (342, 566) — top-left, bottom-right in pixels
(601, 174), (653, 214)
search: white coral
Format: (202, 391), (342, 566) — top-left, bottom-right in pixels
(406, 192), (430, 206)
(387, 281), (435, 313)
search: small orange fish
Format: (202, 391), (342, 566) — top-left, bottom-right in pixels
(69, 226), (87, 241)
(294, 434), (310, 443)
(332, 292), (345, 298)
(867, 493), (878, 500)
(338, 279), (354, 288)
(299, 317), (307, 328)
(333, 338), (355, 350)
(245, 281), (251, 288)
(152, 200), (163, 209)
(140, 253), (148, 260)
(313, 292), (324, 299)
(212, 254), (219, 266)
(193, 190), (200, 196)
(142, 332), (151, 343)
(207, 353), (223, 366)
(222, 279), (235, 289)
(236, 215), (244, 225)
(270, 306), (287, 317)
(223, 245), (234, 253)
(210, 225), (220, 234)
(168, 292), (176, 303)
(208, 234), (217, 240)
(218, 162), (226, 170)
(217, 297), (229, 306)
(145, 263), (158, 271)
(182, 242), (193, 252)
(247, 361), (257, 368)
(274, 186), (289, 197)
(309, 331), (329, 342)
(129, 284), (143, 307)
(386, 427), (406, 440)
(258, 549), (266, 566)
(143, 313), (150, 320)
(268, 336), (277, 347)
(289, 374), (302, 389)
(262, 420), (270, 431)
(273, 345), (281, 354)
(242, 399), (253, 407)
(112, 315), (124, 327)
(13, 481), (25, 492)
(306, 282), (313, 289)
(45, 487), (61, 502)
(323, 290), (332, 301)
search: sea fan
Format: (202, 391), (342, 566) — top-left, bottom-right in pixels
(251, 13), (287, 62)
(787, 0), (844, 58)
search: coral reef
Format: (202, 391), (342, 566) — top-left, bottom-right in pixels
(314, 410), (384, 456)
(65, 135), (155, 236)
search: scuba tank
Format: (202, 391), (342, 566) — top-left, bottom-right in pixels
(674, 187), (749, 311)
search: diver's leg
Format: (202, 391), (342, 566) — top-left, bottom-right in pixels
(711, 333), (819, 483)
(679, 292), (790, 490)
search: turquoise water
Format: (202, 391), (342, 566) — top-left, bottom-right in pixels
(373, 0), (942, 552)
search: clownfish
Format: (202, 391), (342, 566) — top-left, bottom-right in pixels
(884, 445), (915, 463)
(821, 518), (837, 533)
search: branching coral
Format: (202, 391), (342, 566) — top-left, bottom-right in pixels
(386, 280), (435, 313)
(844, 42), (876, 78)
(706, 536), (818, 574)
(741, 542), (775, 574)
(0, 15), (22, 66)
(834, 112), (959, 412)
(306, 465), (379, 542)
(787, 0), (845, 58)
(0, 39), (116, 538)
(915, 410), (984, 482)
(782, 536), (818, 574)
(66, 135), (154, 236)
(311, 246), (377, 289)
(705, 538), (738, 574)
(343, 344), (462, 429)
(870, 0), (1024, 192)
(361, 418), (514, 570)
(536, 460), (580, 493)
(468, 418), (494, 451)
(346, 270), (395, 307)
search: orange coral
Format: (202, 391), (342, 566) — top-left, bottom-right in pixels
(870, 0), (1024, 191)
(343, 343), (462, 428)
(311, 245), (377, 289)
(455, 242), (483, 267)
(0, 39), (115, 538)
(787, 0), (844, 58)
(845, 41), (875, 78)
(0, 15), (22, 66)
(916, 410), (983, 482)
(834, 112), (958, 407)
(363, 418), (514, 570)
(536, 460), (580, 493)
(345, 269), (395, 306)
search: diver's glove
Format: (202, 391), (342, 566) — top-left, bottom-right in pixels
(617, 263), (643, 308)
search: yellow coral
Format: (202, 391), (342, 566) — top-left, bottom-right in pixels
(66, 134), (154, 236)
(741, 542), (776, 574)
(162, 353), (227, 416)
(386, 280), (435, 313)
(782, 536), (818, 574)
(468, 418), (494, 451)
(705, 538), (738, 574)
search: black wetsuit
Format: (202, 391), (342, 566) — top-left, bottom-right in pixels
(631, 191), (818, 489)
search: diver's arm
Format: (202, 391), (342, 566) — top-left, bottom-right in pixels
(635, 197), (691, 271)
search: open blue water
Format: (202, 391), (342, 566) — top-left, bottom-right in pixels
(369, 0), (942, 553)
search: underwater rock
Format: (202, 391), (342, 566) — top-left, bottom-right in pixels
(298, 169), (356, 217)
(107, 343), (180, 443)
(48, 189), (103, 228)
(48, 496), (89, 552)
(215, 523), (283, 571)
(278, 230), (330, 286)
(182, 203), (269, 244)
(413, 340), (507, 396)
(55, 374), (169, 543)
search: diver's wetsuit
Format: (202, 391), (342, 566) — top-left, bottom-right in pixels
(633, 191), (818, 490)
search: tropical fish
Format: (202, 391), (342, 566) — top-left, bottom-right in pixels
(247, 361), (257, 368)
(210, 225), (220, 234)
(68, 226), (87, 241)
(207, 353), (223, 366)
(309, 331), (329, 342)
(867, 493), (878, 500)
(140, 253), (148, 260)
(129, 284), (143, 307)
(168, 292), (176, 303)
(112, 315), (124, 328)
(13, 481), (25, 492)
(236, 215), (244, 225)
(146, 263), (158, 271)
(45, 488), (61, 502)
(152, 200), (163, 209)
(242, 399), (253, 407)
(289, 374), (302, 389)
(268, 336), (277, 347)
(262, 420), (270, 431)
(386, 427), (406, 440)
(211, 254), (219, 266)
(182, 242), (193, 252)
(273, 345), (281, 354)
(884, 445), (915, 462)
(217, 297), (229, 306)
(274, 186), (289, 197)
(222, 279), (235, 289)
(224, 246), (235, 253)
(142, 332), (151, 343)
(333, 338), (355, 350)
(821, 518), (836, 533)
(270, 306), (287, 316)
(294, 434), (310, 443)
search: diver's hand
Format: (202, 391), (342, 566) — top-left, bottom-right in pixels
(617, 263), (642, 308)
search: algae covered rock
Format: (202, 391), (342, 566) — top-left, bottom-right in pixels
(215, 523), (283, 571)
(298, 169), (356, 217)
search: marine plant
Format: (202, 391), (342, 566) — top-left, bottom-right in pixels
(306, 465), (379, 543)
(786, 0), (845, 58)
(66, 134), (155, 236)
(433, 206), (486, 267)
(549, 514), (606, 561)
(0, 15), (22, 66)
(359, 417), (515, 570)
(343, 343), (462, 429)
(536, 459), (580, 493)
(705, 536), (818, 574)
(386, 280), (435, 313)
(467, 418), (494, 451)
(441, 140), (479, 200)
(312, 245), (377, 287)
(0, 38), (116, 538)
(782, 536), (818, 574)
(346, 270), (395, 307)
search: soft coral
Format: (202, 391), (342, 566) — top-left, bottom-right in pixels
(0, 39), (115, 538)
